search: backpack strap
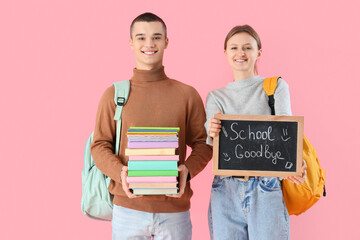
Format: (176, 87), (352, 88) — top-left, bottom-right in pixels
(112, 80), (130, 155)
(263, 77), (280, 115)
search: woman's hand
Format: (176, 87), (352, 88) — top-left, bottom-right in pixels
(284, 159), (307, 185)
(209, 110), (222, 138)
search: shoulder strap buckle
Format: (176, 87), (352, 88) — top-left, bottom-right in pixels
(112, 80), (130, 155)
(116, 97), (125, 106)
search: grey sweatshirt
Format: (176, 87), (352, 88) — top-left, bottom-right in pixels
(205, 76), (292, 145)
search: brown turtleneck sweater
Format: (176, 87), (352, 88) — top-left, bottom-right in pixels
(91, 66), (212, 213)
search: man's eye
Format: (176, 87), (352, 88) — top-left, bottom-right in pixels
(138, 37), (145, 40)
(154, 37), (161, 40)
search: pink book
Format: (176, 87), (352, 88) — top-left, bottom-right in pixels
(128, 141), (178, 149)
(129, 155), (179, 161)
(127, 176), (178, 183)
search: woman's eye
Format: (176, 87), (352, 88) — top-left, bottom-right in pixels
(231, 47), (237, 50)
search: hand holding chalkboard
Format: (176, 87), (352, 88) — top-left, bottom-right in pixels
(208, 110), (222, 138)
(212, 114), (304, 177)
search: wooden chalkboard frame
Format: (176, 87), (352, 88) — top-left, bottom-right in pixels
(213, 114), (304, 177)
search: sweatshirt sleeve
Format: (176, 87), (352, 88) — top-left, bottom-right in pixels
(90, 86), (124, 183)
(204, 92), (223, 146)
(183, 88), (213, 180)
(274, 78), (292, 116)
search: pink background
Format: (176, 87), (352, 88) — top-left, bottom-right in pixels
(1, 0), (359, 239)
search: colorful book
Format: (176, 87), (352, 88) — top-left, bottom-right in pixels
(127, 135), (179, 142)
(127, 127), (179, 135)
(127, 129), (178, 133)
(127, 176), (177, 183)
(129, 127), (180, 130)
(126, 132), (177, 135)
(129, 182), (178, 189)
(128, 170), (178, 177)
(128, 141), (178, 149)
(132, 188), (178, 195)
(129, 155), (179, 161)
(127, 134), (179, 142)
(125, 148), (175, 156)
(128, 161), (178, 171)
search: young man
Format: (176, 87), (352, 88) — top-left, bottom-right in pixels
(91, 12), (212, 239)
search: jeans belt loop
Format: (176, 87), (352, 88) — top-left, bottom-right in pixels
(234, 176), (250, 182)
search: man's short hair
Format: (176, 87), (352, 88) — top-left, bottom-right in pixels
(130, 12), (167, 39)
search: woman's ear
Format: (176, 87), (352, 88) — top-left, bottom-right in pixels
(257, 49), (262, 58)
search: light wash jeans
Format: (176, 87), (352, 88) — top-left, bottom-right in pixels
(112, 204), (192, 240)
(208, 176), (289, 240)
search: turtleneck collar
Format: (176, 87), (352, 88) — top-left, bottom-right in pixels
(131, 66), (168, 82)
(226, 75), (262, 89)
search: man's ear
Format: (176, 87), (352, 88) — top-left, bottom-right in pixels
(165, 37), (169, 49)
(129, 38), (134, 50)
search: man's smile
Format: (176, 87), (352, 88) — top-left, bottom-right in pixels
(142, 50), (158, 55)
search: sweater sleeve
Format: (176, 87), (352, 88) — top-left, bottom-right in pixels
(183, 88), (213, 179)
(90, 86), (124, 183)
(204, 92), (223, 146)
(274, 78), (292, 116)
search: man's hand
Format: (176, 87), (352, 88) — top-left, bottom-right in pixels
(209, 110), (222, 138)
(284, 159), (307, 185)
(120, 166), (142, 198)
(166, 164), (188, 198)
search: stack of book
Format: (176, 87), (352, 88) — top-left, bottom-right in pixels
(125, 127), (180, 195)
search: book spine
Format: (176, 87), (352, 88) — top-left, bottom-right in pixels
(127, 170), (178, 177)
(127, 137), (178, 142)
(127, 129), (178, 133)
(126, 133), (177, 136)
(128, 161), (178, 171)
(129, 155), (179, 161)
(127, 176), (177, 183)
(128, 141), (178, 149)
(129, 183), (178, 188)
(125, 148), (175, 156)
(132, 188), (178, 195)
(129, 127), (180, 130)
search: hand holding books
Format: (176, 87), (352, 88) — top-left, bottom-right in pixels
(166, 164), (188, 198)
(121, 166), (143, 198)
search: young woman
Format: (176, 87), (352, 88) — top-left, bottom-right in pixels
(205, 25), (306, 240)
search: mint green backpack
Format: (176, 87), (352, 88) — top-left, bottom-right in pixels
(81, 80), (130, 221)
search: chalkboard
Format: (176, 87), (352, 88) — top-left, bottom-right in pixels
(213, 114), (304, 177)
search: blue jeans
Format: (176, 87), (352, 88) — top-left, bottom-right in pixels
(208, 176), (289, 240)
(112, 205), (192, 240)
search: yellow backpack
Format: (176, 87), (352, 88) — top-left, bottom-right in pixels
(263, 77), (326, 215)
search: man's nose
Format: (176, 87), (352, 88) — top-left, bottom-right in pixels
(145, 38), (155, 47)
